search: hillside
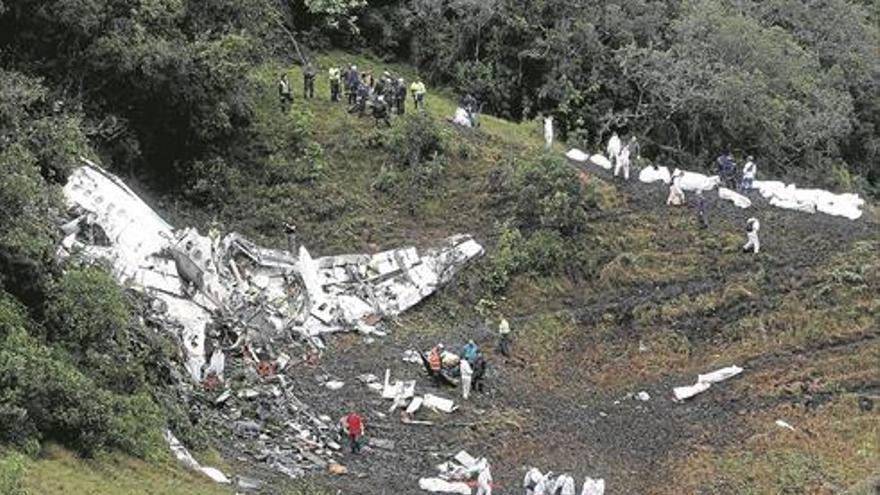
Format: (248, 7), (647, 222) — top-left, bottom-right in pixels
(92, 52), (877, 494)
(2, 0), (879, 492)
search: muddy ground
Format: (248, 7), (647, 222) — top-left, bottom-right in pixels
(211, 160), (879, 494)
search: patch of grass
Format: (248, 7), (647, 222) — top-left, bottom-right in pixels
(21, 444), (233, 495)
(598, 251), (703, 286)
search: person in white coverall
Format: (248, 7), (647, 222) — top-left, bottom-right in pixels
(743, 217), (760, 253)
(606, 132), (621, 168)
(667, 169), (685, 206)
(460, 358), (473, 400)
(544, 116), (554, 150)
(552, 474), (576, 495)
(476, 462), (493, 495)
(615, 144), (631, 179)
(741, 156), (756, 191)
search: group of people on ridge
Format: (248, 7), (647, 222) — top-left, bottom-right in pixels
(278, 62), (429, 128)
(605, 132), (641, 180)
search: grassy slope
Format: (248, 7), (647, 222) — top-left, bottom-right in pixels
(23, 52), (877, 494)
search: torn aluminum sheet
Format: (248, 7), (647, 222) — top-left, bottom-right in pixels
(165, 430), (230, 484)
(673, 381), (711, 401)
(775, 419), (796, 431)
(423, 393), (458, 413)
(60, 161), (484, 381)
(381, 369), (416, 400)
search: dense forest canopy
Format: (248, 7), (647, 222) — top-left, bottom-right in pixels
(347, 0), (880, 186)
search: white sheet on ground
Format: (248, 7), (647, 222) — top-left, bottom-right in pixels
(453, 107), (472, 127)
(718, 187), (751, 208)
(419, 477), (472, 494)
(581, 477), (606, 495)
(677, 171), (721, 192)
(566, 149), (590, 162)
(639, 166), (671, 184)
(423, 394), (458, 413)
(590, 154), (612, 170)
(753, 180), (864, 220)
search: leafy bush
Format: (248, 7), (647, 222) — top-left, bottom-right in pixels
(0, 451), (28, 495)
(511, 155), (594, 235)
(44, 268), (130, 351)
(389, 113), (444, 169)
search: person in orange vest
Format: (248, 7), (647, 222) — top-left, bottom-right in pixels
(428, 344), (443, 386)
(343, 411), (364, 454)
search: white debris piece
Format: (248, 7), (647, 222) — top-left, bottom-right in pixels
(423, 394), (458, 413)
(639, 166), (671, 184)
(718, 187), (752, 208)
(165, 430), (230, 484)
(581, 477), (606, 495)
(454, 450), (479, 470)
(453, 107), (473, 127)
(382, 369), (416, 400)
(61, 161), (484, 382)
(775, 419), (796, 431)
(673, 381), (711, 401)
(419, 477), (472, 494)
(675, 365), (744, 400)
(697, 365), (743, 384)
(204, 349), (225, 381)
(406, 396), (424, 414)
(403, 349), (423, 364)
(325, 380), (345, 390)
(636, 391), (650, 401)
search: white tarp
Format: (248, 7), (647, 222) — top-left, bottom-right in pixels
(673, 381), (711, 400)
(590, 154), (612, 170)
(677, 171), (721, 192)
(419, 478), (471, 494)
(718, 187), (751, 209)
(639, 166), (671, 184)
(753, 180), (863, 220)
(565, 148), (590, 162)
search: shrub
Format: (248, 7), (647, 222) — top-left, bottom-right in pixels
(389, 112), (444, 169)
(511, 155), (593, 236)
(44, 267), (130, 350)
(0, 451), (28, 495)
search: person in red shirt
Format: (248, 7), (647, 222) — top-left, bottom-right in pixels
(427, 344), (443, 386)
(344, 412), (364, 454)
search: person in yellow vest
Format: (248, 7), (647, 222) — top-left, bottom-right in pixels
(410, 78), (427, 111)
(328, 66), (342, 102)
(498, 317), (511, 357)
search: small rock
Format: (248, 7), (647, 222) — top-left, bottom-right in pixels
(236, 476), (262, 491)
(368, 438), (395, 451)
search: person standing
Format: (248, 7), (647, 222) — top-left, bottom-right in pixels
(615, 143), (631, 180)
(346, 65), (360, 105)
(498, 317), (511, 357)
(741, 156), (757, 191)
(695, 190), (708, 229)
(278, 73), (293, 112)
(410, 78), (427, 110)
(372, 95), (391, 128)
(627, 136), (641, 167)
(475, 462), (493, 495)
(460, 358), (473, 400)
(344, 411), (364, 454)
(328, 66), (341, 102)
(395, 78), (407, 115)
(667, 169), (685, 206)
(544, 116), (554, 151)
(303, 64), (316, 99)
(428, 344), (443, 386)
(472, 353), (487, 393)
(743, 217), (760, 253)
(606, 132), (622, 168)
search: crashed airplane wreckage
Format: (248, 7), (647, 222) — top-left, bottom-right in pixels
(58, 161), (484, 383)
